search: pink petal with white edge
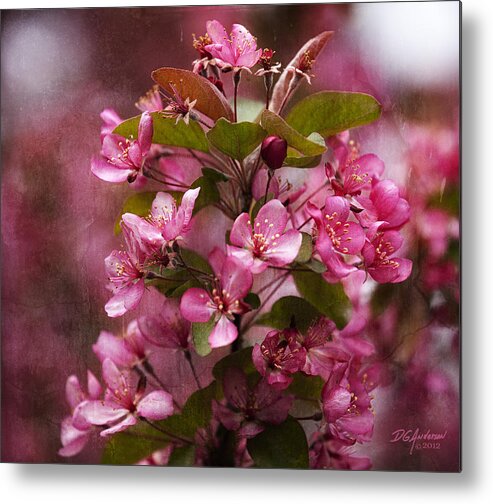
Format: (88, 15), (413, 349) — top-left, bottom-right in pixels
(100, 414), (138, 437)
(220, 256), (253, 301)
(91, 157), (131, 183)
(255, 199), (289, 238)
(102, 358), (129, 396)
(206, 20), (229, 44)
(92, 331), (135, 368)
(105, 279), (145, 318)
(87, 370), (103, 399)
(180, 287), (215, 322)
(73, 400), (128, 428)
(208, 315), (238, 348)
(65, 375), (84, 411)
(265, 229), (302, 266)
(179, 187), (200, 231)
(230, 213), (253, 248)
(138, 111), (153, 156)
(137, 391), (174, 420)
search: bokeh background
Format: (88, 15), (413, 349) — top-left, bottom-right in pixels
(1, 2), (460, 469)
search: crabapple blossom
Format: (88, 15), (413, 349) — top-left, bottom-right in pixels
(213, 368), (293, 438)
(180, 249), (253, 348)
(307, 196), (365, 279)
(73, 359), (174, 437)
(91, 111), (153, 183)
(204, 20), (262, 70)
(228, 199), (302, 274)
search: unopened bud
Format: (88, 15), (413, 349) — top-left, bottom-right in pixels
(261, 135), (288, 170)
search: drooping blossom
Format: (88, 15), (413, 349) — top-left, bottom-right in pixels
(180, 248), (253, 348)
(213, 368), (293, 438)
(92, 320), (148, 369)
(307, 196), (365, 280)
(59, 371), (102, 457)
(252, 329), (306, 389)
(161, 83), (198, 125)
(356, 179), (411, 230)
(362, 223), (412, 284)
(228, 199), (302, 274)
(135, 85), (163, 112)
(255, 48), (281, 77)
(205, 20), (262, 70)
(138, 300), (190, 351)
(91, 111), (153, 184)
(74, 359), (174, 437)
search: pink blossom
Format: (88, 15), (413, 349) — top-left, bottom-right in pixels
(307, 196), (365, 279)
(252, 329), (306, 389)
(100, 108), (123, 141)
(59, 371), (102, 457)
(362, 223), (412, 284)
(293, 318), (351, 381)
(135, 85), (163, 112)
(213, 368), (293, 438)
(73, 359), (174, 437)
(92, 320), (148, 368)
(356, 179), (410, 230)
(205, 20), (262, 70)
(138, 300), (190, 350)
(180, 249), (253, 348)
(229, 199), (302, 274)
(91, 111), (153, 184)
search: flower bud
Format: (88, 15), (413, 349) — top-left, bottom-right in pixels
(261, 135), (288, 170)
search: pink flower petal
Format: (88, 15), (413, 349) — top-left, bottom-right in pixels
(104, 279), (145, 318)
(264, 228), (302, 266)
(73, 400), (129, 428)
(180, 287), (215, 322)
(91, 157), (131, 183)
(138, 111), (153, 156)
(100, 414), (137, 437)
(230, 213), (253, 248)
(208, 315), (238, 348)
(136, 391), (174, 420)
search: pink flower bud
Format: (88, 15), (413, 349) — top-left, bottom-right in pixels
(261, 135), (288, 170)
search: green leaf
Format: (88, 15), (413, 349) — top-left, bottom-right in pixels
(292, 271), (349, 328)
(247, 416), (309, 468)
(180, 248), (212, 274)
(287, 373), (325, 401)
(284, 153), (322, 169)
(158, 380), (220, 440)
(244, 292), (261, 310)
(305, 258), (327, 274)
(256, 295), (321, 333)
(190, 175), (220, 213)
(213, 347), (255, 381)
(168, 445), (196, 467)
(295, 232), (313, 263)
(286, 91), (382, 137)
(236, 99), (265, 123)
(114, 112), (209, 153)
(192, 316), (215, 356)
(260, 110), (327, 157)
(152, 67), (233, 122)
(114, 191), (156, 235)
(102, 423), (168, 465)
(202, 166), (229, 182)
(207, 118), (267, 161)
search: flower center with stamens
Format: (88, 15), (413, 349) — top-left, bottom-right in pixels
(324, 213), (351, 253)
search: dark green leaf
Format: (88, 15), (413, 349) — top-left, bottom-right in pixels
(192, 317), (215, 356)
(287, 373), (325, 401)
(286, 91), (382, 137)
(114, 112), (209, 153)
(190, 175), (220, 213)
(295, 232), (313, 263)
(213, 347), (255, 381)
(247, 416), (309, 468)
(202, 167), (229, 182)
(305, 258), (327, 273)
(244, 292), (261, 310)
(292, 271), (349, 328)
(207, 118), (267, 161)
(152, 67), (233, 122)
(260, 110), (327, 157)
(179, 248), (213, 274)
(168, 445), (196, 467)
(114, 191), (156, 235)
(256, 295), (321, 333)
(102, 423), (168, 465)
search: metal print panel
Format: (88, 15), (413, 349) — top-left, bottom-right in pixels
(0, 1), (460, 471)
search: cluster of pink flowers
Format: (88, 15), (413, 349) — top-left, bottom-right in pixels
(60, 19), (420, 469)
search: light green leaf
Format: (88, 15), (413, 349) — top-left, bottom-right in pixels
(114, 112), (209, 153)
(286, 91), (382, 137)
(190, 175), (220, 213)
(292, 271), (349, 328)
(207, 118), (267, 161)
(192, 316), (215, 356)
(247, 416), (309, 468)
(260, 110), (327, 157)
(295, 232), (313, 263)
(168, 445), (196, 467)
(256, 295), (321, 333)
(287, 373), (325, 401)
